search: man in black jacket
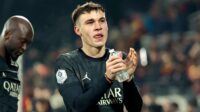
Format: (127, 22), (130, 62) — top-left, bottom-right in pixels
(0, 15), (34, 112)
(55, 2), (143, 112)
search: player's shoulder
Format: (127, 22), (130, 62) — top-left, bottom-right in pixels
(59, 49), (79, 59)
(55, 49), (81, 69)
(56, 49), (80, 63)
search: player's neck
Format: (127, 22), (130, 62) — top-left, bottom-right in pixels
(81, 46), (106, 58)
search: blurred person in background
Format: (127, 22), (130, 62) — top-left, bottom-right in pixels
(186, 98), (200, 112)
(55, 1), (142, 112)
(0, 15), (34, 112)
(170, 102), (179, 112)
(142, 94), (163, 112)
(32, 84), (52, 112)
(35, 98), (52, 112)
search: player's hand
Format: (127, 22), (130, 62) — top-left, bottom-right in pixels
(105, 52), (126, 81)
(125, 48), (138, 81)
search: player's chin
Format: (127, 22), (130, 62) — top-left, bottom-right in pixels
(94, 42), (105, 48)
(94, 39), (106, 45)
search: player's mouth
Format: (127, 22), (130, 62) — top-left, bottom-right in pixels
(94, 33), (103, 39)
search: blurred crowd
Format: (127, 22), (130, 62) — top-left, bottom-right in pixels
(22, 0), (200, 112)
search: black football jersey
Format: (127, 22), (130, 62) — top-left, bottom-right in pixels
(55, 48), (142, 112)
(0, 57), (20, 112)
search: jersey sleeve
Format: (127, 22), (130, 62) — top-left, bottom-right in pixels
(55, 55), (112, 112)
(121, 50), (143, 111)
(123, 79), (143, 111)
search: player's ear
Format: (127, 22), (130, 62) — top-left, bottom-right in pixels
(4, 31), (11, 40)
(74, 25), (81, 36)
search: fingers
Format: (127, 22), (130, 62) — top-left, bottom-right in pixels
(108, 63), (126, 73)
(125, 48), (138, 76)
(106, 49), (138, 80)
(127, 48), (138, 66)
(131, 48), (138, 65)
(107, 57), (123, 66)
(106, 62), (126, 80)
(126, 49), (132, 62)
(129, 48), (137, 59)
(106, 54), (126, 80)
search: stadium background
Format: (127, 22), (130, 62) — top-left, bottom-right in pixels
(1, 0), (200, 112)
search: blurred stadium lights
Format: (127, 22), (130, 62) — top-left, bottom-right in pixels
(139, 47), (148, 67)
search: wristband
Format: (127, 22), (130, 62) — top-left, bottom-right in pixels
(105, 73), (113, 83)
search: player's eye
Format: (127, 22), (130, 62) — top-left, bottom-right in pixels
(86, 20), (94, 24)
(100, 19), (105, 23)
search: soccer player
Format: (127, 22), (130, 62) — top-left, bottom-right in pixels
(55, 2), (143, 112)
(0, 15), (34, 112)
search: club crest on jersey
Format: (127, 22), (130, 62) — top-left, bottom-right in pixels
(56, 69), (67, 84)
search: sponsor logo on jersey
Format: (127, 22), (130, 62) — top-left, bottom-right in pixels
(56, 69), (67, 84)
(98, 87), (123, 105)
(3, 81), (20, 97)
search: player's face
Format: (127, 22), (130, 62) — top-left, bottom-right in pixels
(5, 27), (33, 61)
(75, 10), (108, 48)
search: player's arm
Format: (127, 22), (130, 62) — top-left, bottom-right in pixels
(55, 55), (112, 112)
(123, 48), (143, 111)
(123, 79), (143, 111)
